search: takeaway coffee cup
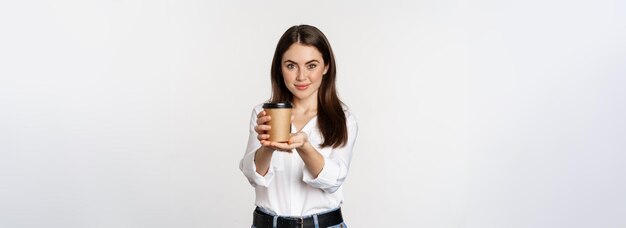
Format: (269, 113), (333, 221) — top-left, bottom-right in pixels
(262, 102), (293, 142)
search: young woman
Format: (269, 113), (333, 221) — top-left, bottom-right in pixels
(239, 25), (358, 228)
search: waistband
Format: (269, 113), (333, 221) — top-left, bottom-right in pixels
(253, 207), (343, 228)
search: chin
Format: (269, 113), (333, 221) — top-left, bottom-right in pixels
(294, 93), (316, 100)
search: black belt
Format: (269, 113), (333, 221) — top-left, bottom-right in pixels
(253, 207), (343, 228)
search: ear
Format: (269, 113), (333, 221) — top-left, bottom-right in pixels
(323, 65), (329, 75)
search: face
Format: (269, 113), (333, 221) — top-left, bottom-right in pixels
(281, 43), (329, 101)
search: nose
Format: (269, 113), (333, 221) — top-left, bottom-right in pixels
(296, 69), (306, 81)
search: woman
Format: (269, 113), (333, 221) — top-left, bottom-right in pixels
(239, 24), (358, 228)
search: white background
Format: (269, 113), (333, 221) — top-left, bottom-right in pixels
(1, 0), (625, 227)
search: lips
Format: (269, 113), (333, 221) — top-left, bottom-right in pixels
(295, 84), (310, 90)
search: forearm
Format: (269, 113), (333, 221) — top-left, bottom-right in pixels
(296, 142), (325, 178)
(254, 146), (274, 176)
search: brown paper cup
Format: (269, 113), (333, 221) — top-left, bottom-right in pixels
(263, 102), (293, 142)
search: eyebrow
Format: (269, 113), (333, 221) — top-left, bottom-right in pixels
(283, 59), (321, 64)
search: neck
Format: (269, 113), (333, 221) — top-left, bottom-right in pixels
(292, 94), (318, 113)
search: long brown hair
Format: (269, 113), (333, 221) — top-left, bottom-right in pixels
(269, 25), (347, 148)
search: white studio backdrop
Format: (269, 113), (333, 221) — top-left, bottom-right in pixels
(1, 0), (625, 227)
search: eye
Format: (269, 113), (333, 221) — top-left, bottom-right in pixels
(307, 64), (317, 70)
(286, 63), (295, 69)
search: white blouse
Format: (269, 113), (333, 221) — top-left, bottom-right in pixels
(239, 103), (358, 217)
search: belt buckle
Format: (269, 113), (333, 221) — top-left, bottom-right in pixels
(297, 217), (304, 228)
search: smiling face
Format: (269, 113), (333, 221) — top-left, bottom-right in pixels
(281, 43), (329, 102)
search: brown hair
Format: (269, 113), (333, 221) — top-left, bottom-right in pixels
(269, 25), (347, 148)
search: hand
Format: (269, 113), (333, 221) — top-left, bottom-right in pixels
(255, 110), (297, 149)
(265, 132), (309, 152)
(254, 110), (272, 147)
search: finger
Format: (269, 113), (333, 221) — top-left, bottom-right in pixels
(288, 132), (303, 141)
(256, 115), (271, 125)
(257, 133), (270, 141)
(287, 138), (303, 146)
(260, 140), (272, 147)
(271, 142), (295, 151)
(254, 124), (271, 133)
(256, 110), (266, 118)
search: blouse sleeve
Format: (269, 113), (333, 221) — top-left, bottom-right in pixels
(239, 107), (275, 188)
(302, 111), (358, 193)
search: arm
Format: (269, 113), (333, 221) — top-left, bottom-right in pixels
(296, 140), (325, 178)
(301, 113), (358, 193)
(254, 146), (275, 176)
(268, 132), (326, 178)
(239, 108), (277, 187)
(268, 111), (358, 193)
